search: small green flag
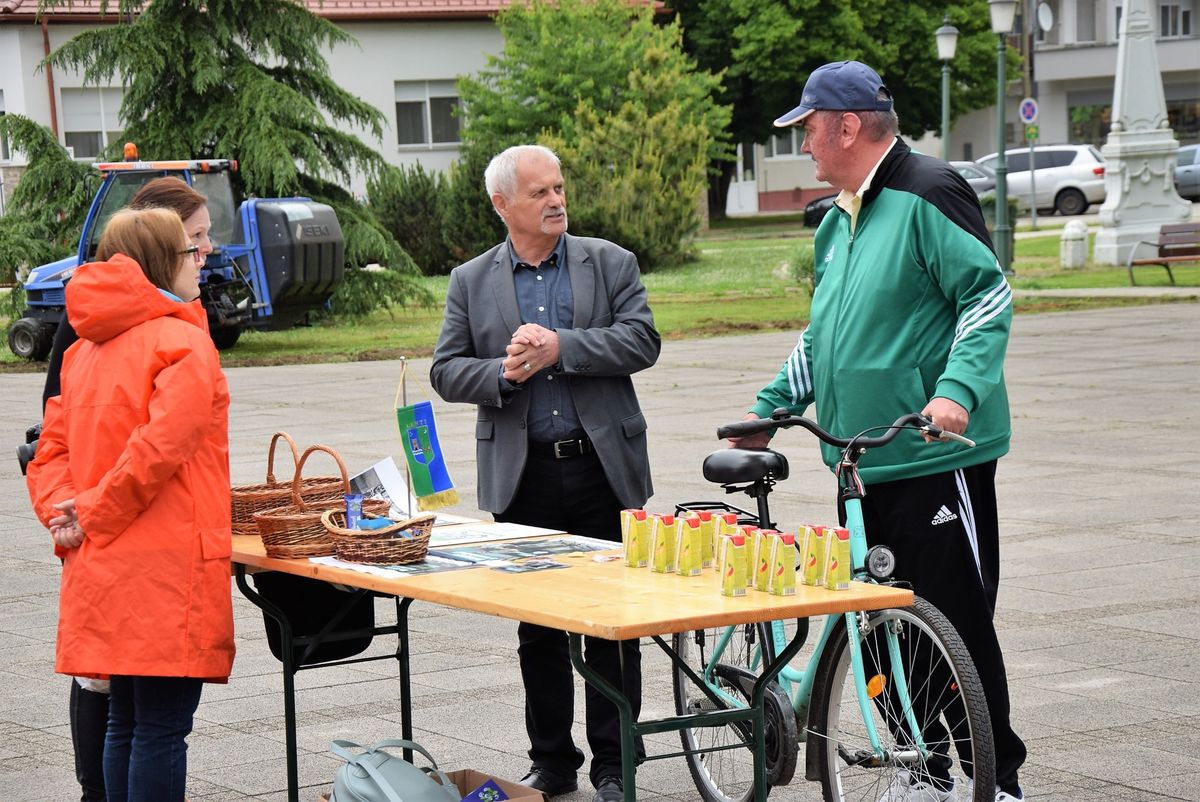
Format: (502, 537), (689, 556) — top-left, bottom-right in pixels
(395, 400), (458, 511)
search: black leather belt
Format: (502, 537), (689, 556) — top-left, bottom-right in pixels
(529, 436), (592, 459)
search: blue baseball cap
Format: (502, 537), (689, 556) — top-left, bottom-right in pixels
(773, 61), (894, 127)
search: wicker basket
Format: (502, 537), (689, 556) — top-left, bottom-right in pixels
(230, 432), (343, 536)
(321, 511), (436, 565)
(252, 444), (389, 559)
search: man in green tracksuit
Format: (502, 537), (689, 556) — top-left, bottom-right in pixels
(733, 61), (1026, 802)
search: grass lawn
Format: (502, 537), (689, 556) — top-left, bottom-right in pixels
(2, 224), (1195, 371)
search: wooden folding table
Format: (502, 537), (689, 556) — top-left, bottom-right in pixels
(232, 534), (912, 802)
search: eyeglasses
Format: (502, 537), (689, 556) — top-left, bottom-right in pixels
(179, 245), (203, 263)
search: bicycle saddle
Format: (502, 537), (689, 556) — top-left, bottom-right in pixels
(702, 448), (789, 485)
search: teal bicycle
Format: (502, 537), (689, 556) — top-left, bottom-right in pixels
(672, 411), (996, 802)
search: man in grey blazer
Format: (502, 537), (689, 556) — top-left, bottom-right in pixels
(431, 145), (660, 802)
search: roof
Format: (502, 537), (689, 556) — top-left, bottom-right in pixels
(0, 0), (514, 22)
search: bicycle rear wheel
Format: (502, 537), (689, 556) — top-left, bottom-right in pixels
(672, 624), (797, 802)
(809, 597), (995, 802)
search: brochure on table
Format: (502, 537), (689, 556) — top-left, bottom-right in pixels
(349, 457), (475, 525)
(309, 535), (619, 577)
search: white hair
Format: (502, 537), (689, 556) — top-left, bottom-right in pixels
(484, 145), (561, 201)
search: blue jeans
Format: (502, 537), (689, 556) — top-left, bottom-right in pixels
(103, 675), (203, 802)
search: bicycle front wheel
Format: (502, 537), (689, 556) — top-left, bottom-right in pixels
(810, 597), (996, 802)
(672, 624), (797, 802)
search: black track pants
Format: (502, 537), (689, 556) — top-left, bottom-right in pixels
(845, 460), (1026, 795)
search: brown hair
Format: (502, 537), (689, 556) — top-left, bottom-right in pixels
(129, 177), (207, 220)
(97, 208), (189, 292)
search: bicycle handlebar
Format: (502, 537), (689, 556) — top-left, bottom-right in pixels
(716, 410), (976, 449)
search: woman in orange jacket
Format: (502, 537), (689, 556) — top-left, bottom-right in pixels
(27, 207), (235, 802)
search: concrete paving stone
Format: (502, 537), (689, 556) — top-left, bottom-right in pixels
(3, 304), (1199, 798)
(1096, 605), (1200, 640)
(1129, 774), (1200, 801)
(190, 747), (342, 797)
(1036, 739), (1200, 785)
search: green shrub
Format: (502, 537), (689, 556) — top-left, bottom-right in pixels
(547, 96), (710, 270)
(441, 146), (507, 265)
(788, 241), (816, 295)
(327, 266), (430, 319)
(368, 164), (457, 275)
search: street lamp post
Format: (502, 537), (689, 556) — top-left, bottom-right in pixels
(936, 14), (960, 162)
(989, 0), (1018, 276)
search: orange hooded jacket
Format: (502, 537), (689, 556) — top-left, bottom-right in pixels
(27, 254), (235, 682)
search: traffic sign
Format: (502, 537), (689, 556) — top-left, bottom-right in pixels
(1019, 97), (1039, 125)
(1025, 124), (1039, 142)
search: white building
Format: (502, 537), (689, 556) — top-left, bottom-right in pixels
(0, 0), (506, 205)
(2, 0), (1196, 217)
(731, 0), (1199, 216)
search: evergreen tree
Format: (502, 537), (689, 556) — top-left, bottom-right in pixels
(452, 0), (731, 268)
(0, 115), (93, 284)
(39, 0), (424, 310)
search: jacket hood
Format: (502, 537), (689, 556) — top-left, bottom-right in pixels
(66, 253), (207, 343)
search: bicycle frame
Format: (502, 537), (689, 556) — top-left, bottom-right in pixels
(694, 453), (930, 774)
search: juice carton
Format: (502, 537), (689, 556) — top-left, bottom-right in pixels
(716, 512), (739, 565)
(795, 524), (816, 576)
(649, 514), (677, 573)
(802, 525), (829, 587)
(752, 529), (779, 592)
(768, 532), (798, 596)
(674, 516), (703, 576)
(825, 527), (851, 590)
(718, 532), (748, 597)
(690, 510), (716, 567)
(621, 509), (649, 568)
(739, 525), (758, 588)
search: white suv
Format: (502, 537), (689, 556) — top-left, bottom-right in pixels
(976, 144), (1106, 216)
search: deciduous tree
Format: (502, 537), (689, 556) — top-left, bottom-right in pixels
(450, 0), (731, 268)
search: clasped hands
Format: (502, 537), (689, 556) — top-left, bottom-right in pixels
(49, 498), (85, 550)
(502, 323), (560, 383)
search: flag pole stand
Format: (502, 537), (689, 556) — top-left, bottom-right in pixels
(394, 356), (413, 516)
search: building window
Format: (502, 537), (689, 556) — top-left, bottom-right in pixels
(1076, 0), (1097, 41)
(61, 88), (123, 160)
(1160, 2), (1193, 36)
(394, 81), (461, 147)
(764, 130), (801, 159)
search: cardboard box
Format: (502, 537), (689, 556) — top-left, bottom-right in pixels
(447, 769), (547, 801)
(320, 769), (544, 802)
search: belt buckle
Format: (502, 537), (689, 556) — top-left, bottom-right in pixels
(553, 440), (570, 459)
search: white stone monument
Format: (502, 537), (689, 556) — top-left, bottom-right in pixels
(1093, 0), (1191, 265)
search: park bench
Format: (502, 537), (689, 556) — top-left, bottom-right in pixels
(1126, 221), (1200, 285)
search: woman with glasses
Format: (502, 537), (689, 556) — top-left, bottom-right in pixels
(38, 177), (214, 802)
(27, 207), (235, 802)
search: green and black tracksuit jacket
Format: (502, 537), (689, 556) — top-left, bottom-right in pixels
(752, 139), (1012, 483)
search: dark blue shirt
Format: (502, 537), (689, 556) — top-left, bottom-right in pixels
(507, 237), (582, 442)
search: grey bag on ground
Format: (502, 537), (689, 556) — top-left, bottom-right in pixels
(329, 739), (460, 802)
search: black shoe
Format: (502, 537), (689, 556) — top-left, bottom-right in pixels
(592, 775), (623, 802)
(519, 766), (578, 797)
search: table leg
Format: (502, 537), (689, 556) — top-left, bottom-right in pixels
(751, 626), (808, 802)
(234, 567), (417, 802)
(397, 597), (414, 762)
(568, 634), (638, 802)
(235, 566), (302, 802)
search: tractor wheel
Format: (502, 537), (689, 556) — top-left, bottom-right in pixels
(8, 318), (55, 361)
(209, 326), (242, 351)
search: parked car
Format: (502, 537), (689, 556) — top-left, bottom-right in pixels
(976, 144), (1106, 216)
(951, 161), (996, 198)
(1175, 143), (1200, 200)
(804, 194), (837, 227)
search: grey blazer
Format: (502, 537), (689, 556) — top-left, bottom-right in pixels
(431, 234), (660, 513)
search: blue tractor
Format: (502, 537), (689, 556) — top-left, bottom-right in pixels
(8, 149), (345, 359)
